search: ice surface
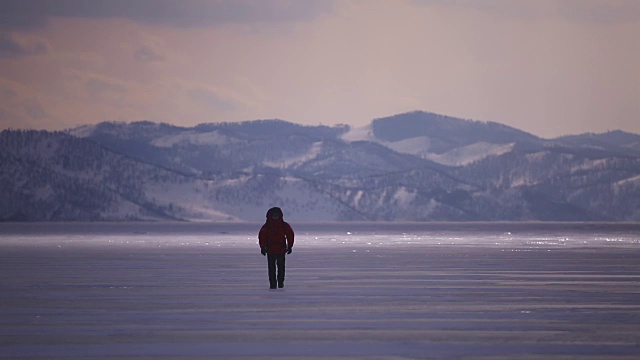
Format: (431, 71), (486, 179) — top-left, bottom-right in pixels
(1, 222), (640, 359)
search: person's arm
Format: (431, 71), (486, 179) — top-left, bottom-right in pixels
(285, 223), (294, 251)
(258, 226), (267, 255)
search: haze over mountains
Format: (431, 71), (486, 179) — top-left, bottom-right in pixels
(2, 111), (640, 222)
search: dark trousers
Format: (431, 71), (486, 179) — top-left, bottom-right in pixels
(267, 253), (285, 287)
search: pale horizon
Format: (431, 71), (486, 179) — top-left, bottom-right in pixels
(1, 0), (639, 138)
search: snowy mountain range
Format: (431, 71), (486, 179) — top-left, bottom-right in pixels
(2, 111), (640, 222)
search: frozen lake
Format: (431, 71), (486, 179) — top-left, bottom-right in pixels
(1, 222), (640, 359)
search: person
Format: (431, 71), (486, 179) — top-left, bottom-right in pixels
(258, 207), (294, 289)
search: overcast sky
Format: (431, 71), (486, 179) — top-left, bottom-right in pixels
(0, 0), (638, 138)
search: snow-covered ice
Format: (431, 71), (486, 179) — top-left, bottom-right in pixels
(1, 222), (640, 359)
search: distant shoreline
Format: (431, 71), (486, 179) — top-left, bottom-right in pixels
(1, 221), (639, 236)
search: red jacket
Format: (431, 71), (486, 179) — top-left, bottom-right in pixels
(259, 219), (294, 254)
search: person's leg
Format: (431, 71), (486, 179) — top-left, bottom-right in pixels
(267, 254), (277, 289)
(277, 254), (285, 288)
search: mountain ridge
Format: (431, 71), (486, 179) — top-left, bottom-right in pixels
(2, 110), (639, 222)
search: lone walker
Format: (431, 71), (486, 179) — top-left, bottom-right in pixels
(259, 207), (294, 289)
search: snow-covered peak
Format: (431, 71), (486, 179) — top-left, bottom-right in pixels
(343, 125), (513, 166)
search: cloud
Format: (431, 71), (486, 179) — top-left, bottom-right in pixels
(0, 33), (48, 58)
(86, 77), (127, 96)
(22, 97), (48, 120)
(411, 0), (640, 23)
(0, 106), (25, 129)
(0, 0), (334, 30)
(556, 0), (640, 24)
(410, 0), (546, 20)
(188, 88), (237, 112)
(1, 87), (17, 100)
(0, 2), (49, 30)
(0, 107), (8, 120)
(2, 96), (54, 129)
(134, 45), (164, 62)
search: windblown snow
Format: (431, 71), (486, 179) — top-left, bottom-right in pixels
(263, 141), (323, 168)
(341, 126), (514, 166)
